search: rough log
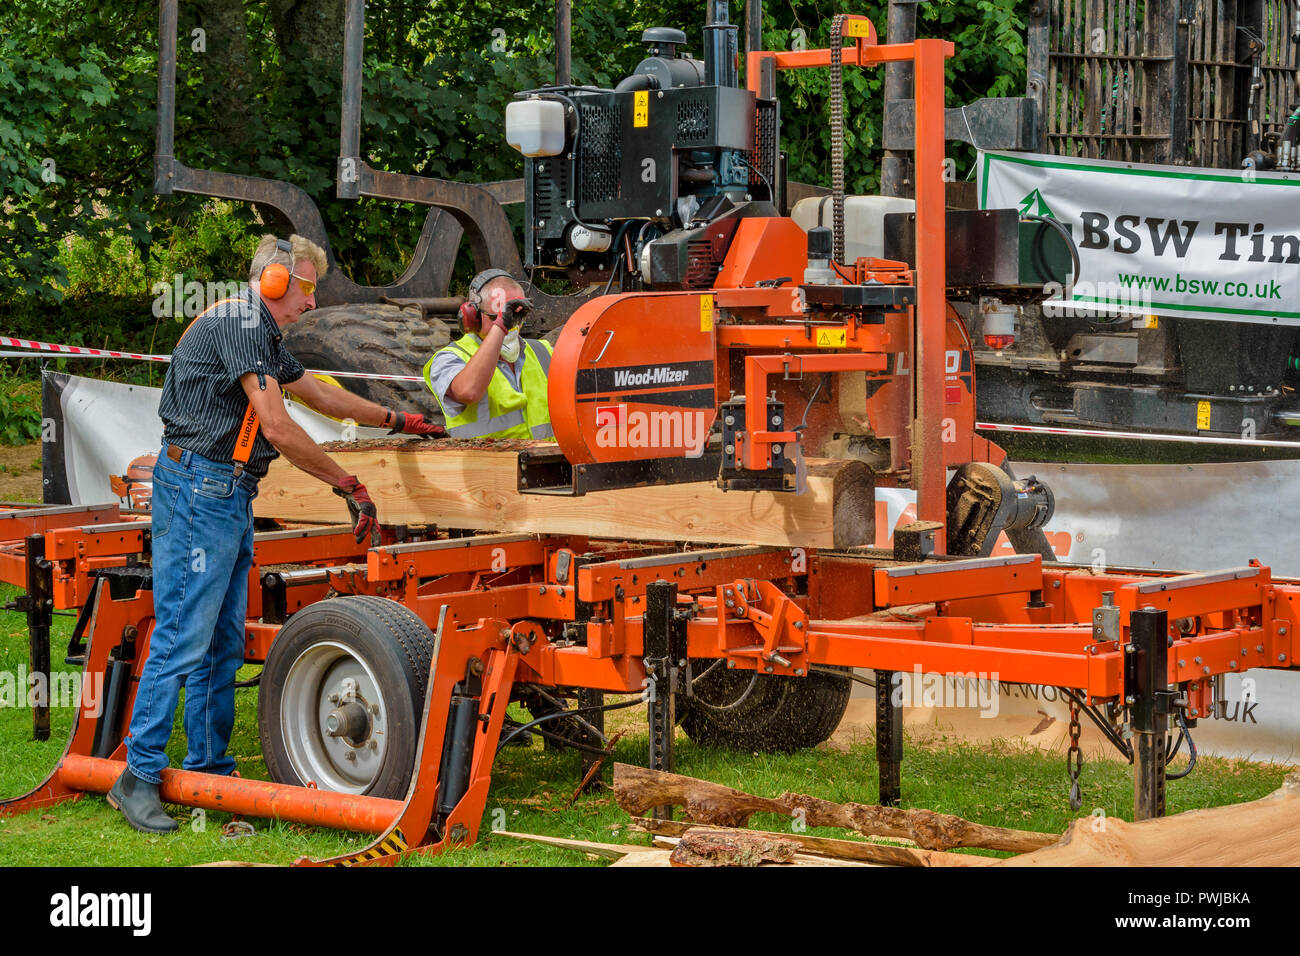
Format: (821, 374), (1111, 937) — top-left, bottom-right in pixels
(614, 764), (1057, 853)
(635, 817), (994, 867)
(998, 771), (1300, 867)
(668, 828), (800, 867)
(256, 439), (875, 548)
(778, 792), (1057, 853)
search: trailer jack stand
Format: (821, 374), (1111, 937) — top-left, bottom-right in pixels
(1129, 608), (1171, 820)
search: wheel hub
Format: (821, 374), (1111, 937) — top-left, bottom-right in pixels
(280, 641), (391, 794)
(325, 700), (371, 745)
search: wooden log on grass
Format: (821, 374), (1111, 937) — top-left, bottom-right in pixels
(256, 439), (875, 549)
(614, 764), (1058, 854)
(635, 817), (994, 867)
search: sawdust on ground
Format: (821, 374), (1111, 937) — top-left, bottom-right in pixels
(0, 443), (43, 502)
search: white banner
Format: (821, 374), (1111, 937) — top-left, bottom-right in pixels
(45, 372), (386, 507)
(979, 149), (1300, 325)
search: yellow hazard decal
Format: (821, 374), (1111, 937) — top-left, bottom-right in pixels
(844, 19), (872, 37)
(1196, 401), (1211, 430)
(816, 329), (847, 348)
(330, 827), (409, 866)
(634, 91), (649, 128)
(700, 295), (714, 331)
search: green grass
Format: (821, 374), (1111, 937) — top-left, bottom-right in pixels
(0, 581), (1292, 866)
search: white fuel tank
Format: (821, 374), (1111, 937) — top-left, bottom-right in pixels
(790, 195), (916, 263)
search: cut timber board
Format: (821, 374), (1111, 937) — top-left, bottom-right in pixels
(257, 440), (874, 549)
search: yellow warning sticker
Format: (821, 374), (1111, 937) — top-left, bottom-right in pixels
(1196, 400), (1211, 430)
(634, 90), (649, 128)
(816, 328), (847, 348)
(844, 19), (872, 37)
(700, 295), (714, 331)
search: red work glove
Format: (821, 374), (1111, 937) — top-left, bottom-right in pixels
(387, 410), (447, 438)
(333, 475), (379, 546)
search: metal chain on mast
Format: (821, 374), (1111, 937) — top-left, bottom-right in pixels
(830, 13), (847, 265)
(1067, 696), (1084, 810)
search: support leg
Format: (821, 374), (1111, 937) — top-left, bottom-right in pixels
(876, 668), (903, 806)
(1129, 608), (1169, 821)
(24, 534), (52, 741)
(645, 582), (679, 819)
(576, 687), (605, 793)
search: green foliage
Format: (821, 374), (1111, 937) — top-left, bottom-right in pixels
(0, 0), (1029, 379)
(0, 373), (41, 446)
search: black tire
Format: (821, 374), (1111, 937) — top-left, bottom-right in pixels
(258, 595), (435, 799)
(280, 303), (451, 420)
(677, 665), (853, 753)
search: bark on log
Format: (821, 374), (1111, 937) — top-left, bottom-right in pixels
(256, 439), (875, 548)
(614, 764), (1057, 853)
(668, 829), (800, 867)
(778, 792), (1057, 853)
(636, 817), (994, 867)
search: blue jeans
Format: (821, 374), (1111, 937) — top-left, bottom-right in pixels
(126, 443), (259, 784)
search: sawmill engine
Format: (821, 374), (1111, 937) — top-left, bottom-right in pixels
(505, 2), (780, 289)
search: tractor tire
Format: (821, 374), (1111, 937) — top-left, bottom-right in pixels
(258, 595), (435, 799)
(280, 302), (451, 421)
(677, 665), (853, 753)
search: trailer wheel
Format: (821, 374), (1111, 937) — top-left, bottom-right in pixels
(258, 595), (435, 799)
(677, 665), (853, 753)
(280, 303), (451, 418)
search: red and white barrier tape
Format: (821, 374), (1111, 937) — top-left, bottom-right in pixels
(0, 335), (424, 382)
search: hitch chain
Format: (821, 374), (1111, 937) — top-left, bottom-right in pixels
(1067, 697), (1083, 811)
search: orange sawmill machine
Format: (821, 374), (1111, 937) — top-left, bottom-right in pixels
(1, 8), (1295, 865)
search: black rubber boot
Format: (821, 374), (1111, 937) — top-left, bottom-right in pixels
(106, 769), (179, 834)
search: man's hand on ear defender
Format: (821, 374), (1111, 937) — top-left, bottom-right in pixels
(333, 475), (379, 545)
(502, 297), (532, 329)
(387, 411), (447, 438)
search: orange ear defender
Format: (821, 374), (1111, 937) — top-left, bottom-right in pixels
(260, 239), (293, 299)
(460, 268), (515, 333)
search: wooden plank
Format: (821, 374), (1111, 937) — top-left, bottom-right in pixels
(490, 830), (643, 860)
(256, 440), (875, 549)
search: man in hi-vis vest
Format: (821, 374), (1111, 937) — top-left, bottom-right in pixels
(424, 269), (554, 440)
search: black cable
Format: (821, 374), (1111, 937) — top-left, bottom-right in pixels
(809, 664), (874, 688)
(685, 668), (759, 713)
(523, 685), (609, 745)
(1062, 688), (1132, 762)
(495, 693), (646, 752)
(1021, 213), (1081, 284)
(796, 373), (829, 432)
(735, 154), (773, 202)
(831, 259), (856, 282)
(1166, 710), (1198, 780)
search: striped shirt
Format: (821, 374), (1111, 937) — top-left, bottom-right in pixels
(158, 291), (304, 478)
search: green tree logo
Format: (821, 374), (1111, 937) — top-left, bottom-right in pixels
(1019, 188), (1055, 218)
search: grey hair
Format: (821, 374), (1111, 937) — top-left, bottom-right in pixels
(249, 234), (328, 284)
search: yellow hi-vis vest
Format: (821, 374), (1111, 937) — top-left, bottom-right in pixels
(425, 332), (555, 440)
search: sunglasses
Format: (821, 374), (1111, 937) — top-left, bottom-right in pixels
(290, 272), (316, 296)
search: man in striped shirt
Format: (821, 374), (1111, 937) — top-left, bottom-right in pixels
(108, 234), (442, 834)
